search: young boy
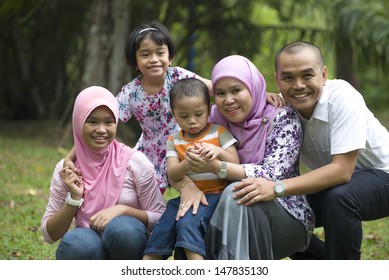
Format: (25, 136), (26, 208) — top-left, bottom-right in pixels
(143, 78), (239, 260)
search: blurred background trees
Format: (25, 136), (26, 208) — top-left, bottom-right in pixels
(1, 0), (389, 143)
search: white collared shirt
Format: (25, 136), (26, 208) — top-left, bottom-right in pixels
(299, 79), (389, 173)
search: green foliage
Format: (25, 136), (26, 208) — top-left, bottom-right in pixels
(335, 0), (389, 66)
(2, 0), (389, 121)
(0, 0), (89, 119)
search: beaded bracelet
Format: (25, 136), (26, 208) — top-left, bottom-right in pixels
(177, 181), (191, 192)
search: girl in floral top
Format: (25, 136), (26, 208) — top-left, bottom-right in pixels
(116, 21), (212, 193)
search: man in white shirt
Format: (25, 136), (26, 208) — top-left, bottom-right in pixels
(232, 41), (389, 259)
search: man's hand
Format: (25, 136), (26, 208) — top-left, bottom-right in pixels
(232, 177), (276, 205)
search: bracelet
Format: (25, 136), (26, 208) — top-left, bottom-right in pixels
(177, 181), (191, 192)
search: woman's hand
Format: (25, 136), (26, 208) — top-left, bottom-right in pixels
(89, 205), (124, 233)
(60, 160), (81, 179)
(175, 182), (208, 221)
(232, 177), (276, 205)
(266, 92), (285, 107)
(62, 168), (84, 200)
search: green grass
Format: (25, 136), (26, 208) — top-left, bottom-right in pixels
(0, 121), (64, 259)
(0, 120), (388, 260)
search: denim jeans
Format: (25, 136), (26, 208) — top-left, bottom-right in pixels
(56, 215), (148, 260)
(143, 193), (221, 259)
(291, 169), (389, 259)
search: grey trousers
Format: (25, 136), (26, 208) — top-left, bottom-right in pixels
(205, 183), (306, 260)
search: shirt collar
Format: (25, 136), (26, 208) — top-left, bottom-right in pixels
(297, 81), (329, 122)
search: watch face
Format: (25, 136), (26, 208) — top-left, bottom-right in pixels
(275, 184), (283, 193)
(217, 170), (227, 179)
(275, 182), (285, 196)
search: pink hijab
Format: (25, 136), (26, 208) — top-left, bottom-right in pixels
(72, 86), (134, 228)
(209, 55), (280, 164)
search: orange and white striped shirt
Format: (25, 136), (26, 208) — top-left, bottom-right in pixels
(166, 123), (237, 194)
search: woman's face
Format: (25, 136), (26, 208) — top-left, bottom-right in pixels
(213, 77), (252, 124)
(82, 106), (117, 151)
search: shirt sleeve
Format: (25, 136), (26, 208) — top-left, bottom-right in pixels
(116, 79), (138, 123)
(128, 152), (166, 231)
(328, 80), (367, 155)
(40, 160), (68, 244)
(171, 66), (199, 81)
(217, 125), (238, 150)
(166, 135), (178, 158)
(243, 106), (302, 180)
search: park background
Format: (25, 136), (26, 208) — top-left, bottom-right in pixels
(0, 0), (389, 259)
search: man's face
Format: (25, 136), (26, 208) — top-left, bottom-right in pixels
(275, 49), (327, 119)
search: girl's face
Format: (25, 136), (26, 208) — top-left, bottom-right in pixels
(82, 106), (117, 151)
(136, 36), (172, 81)
(214, 77), (253, 124)
(172, 95), (210, 140)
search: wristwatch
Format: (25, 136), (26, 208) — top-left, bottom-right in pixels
(216, 161), (227, 179)
(65, 192), (84, 208)
(274, 180), (286, 197)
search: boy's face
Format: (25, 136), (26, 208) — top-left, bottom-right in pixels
(275, 48), (327, 119)
(136, 36), (172, 81)
(172, 95), (210, 139)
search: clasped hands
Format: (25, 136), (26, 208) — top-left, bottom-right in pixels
(175, 143), (220, 220)
(184, 142), (220, 173)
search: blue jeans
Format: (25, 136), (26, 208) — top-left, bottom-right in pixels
(56, 215), (148, 260)
(143, 194), (220, 259)
(291, 169), (389, 259)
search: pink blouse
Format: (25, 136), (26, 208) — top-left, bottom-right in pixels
(41, 152), (166, 244)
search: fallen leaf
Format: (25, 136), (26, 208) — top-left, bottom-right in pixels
(8, 200), (15, 209)
(364, 234), (376, 240)
(28, 226), (37, 232)
(28, 189), (37, 196)
(11, 251), (23, 257)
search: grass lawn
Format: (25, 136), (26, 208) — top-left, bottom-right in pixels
(0, 120), (388, 260)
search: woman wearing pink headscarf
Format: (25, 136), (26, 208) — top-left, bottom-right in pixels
(41, 86), (165, 259)
(177, 55), (314, 259)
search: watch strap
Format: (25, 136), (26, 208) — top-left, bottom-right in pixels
(217, 160), (227, 178)
(65, 192), (84, 208)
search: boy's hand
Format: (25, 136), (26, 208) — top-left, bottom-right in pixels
(194, 142), (220, 161)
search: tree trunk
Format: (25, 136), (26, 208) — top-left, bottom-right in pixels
(80, 0), (131, 92)
(335, 37), (358, 89)
(58, 0), (135, 145)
